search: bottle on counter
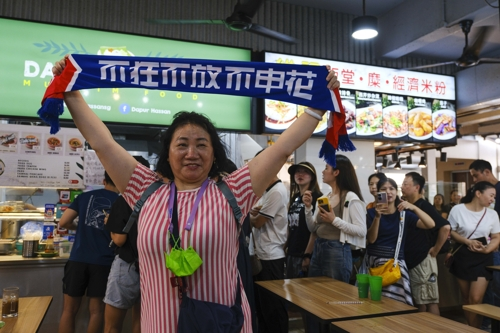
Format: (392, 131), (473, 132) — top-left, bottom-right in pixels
(45, 233), (54, 253)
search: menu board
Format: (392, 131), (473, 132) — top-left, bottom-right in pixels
(0, 18), (252, 131)
(0, 124), (85, 188)
(263, 52), (456, 144)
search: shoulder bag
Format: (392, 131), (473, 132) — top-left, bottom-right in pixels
(444, 208), (487, 268)
(369, 211), (405, 287)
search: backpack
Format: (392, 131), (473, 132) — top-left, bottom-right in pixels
(122, 180), (258, 333)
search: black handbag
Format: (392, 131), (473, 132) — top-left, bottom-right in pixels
(178, 279), (244, 333)
(445, 209), (487, 268)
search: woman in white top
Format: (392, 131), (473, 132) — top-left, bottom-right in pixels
(303, 155), (367, 283)
(448, 181), (500, 329)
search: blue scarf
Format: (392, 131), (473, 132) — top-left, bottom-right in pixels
(38, 54), (354, 165)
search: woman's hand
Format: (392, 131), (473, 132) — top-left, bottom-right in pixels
(52, 55), (69, 76)
(302, 190), (313, 208)
(374, 204), (387, 217)
(467, 239), (486, 252)
(326, 66), (340, 91)
(250, 205), (262, 217)
(317, 206), (336, 224)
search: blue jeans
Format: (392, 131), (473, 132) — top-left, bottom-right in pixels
(308, 238), (352, 283)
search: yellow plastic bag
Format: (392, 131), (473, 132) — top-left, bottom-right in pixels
(164, 247), (203, 277)
(369, 258), (401, 287)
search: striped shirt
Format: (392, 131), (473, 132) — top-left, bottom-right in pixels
(123, 164), (257, 333)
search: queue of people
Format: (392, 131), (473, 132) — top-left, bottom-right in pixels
(51, 53), (500, 332)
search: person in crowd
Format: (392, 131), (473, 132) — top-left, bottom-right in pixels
(286, 161), (322, 278)
(58, 172), (120, 333)
(304, 155), (367, 282)
(363, 178), (435, 305)
(366, 172), (387, 209)
(250, 150), (289, 333)
(52, 57), (339, 333)
(401, 172), (450, 315)
(103, 156), (150, 333)
(447, 181), (500, 328)
(443, 189), (461, 214)
(433, 193), (448, 219)
(469, 159), (500, 329)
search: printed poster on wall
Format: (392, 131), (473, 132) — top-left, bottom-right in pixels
(0, 124), (85, 188)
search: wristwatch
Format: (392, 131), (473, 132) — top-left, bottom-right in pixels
(302, 253), (312, 260)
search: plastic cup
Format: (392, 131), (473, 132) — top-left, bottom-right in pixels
(356, 274), (370, 298)
(369, 276), (383, 301)
(2, 287), (19, 318)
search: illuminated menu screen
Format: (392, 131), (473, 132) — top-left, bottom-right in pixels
(263, 52), (456, 144)
(0, 18), (252, 131)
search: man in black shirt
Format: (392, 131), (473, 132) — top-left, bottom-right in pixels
(401, 172), (450, 315)
(103, 156), (150, 333)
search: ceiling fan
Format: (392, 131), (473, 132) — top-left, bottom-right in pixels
(147, 0), (298, 44)
(404, 20), (500, 70)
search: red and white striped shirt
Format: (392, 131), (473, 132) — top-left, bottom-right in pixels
(123, 164), (257, 333)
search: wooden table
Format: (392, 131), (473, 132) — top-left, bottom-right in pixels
(331, 312), (484, 332)
(1, 296), (52, 333)
(256, 277), (417, 332)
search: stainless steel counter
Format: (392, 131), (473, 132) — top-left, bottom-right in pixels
(0, 254), (68, 265)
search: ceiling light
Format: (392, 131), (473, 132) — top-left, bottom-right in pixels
(352, 0), (378, 40)
(418, 156), (427, 168)
(394, 160), (401, 170)
(382, 156), (388, 168)
(495, 135), (500, 144)
(406, 154), (412, 164)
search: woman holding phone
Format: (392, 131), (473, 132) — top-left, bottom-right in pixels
(364, 178), (435, 305)
(303, 155), (366, 282)
(447, 181), (500, 328)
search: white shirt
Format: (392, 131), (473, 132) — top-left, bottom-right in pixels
(253, 181), (288, 260)
(449, 204), (500, 241)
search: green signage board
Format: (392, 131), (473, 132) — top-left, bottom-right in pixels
(0, 18), (252, 131)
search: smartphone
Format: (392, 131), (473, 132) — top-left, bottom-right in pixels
(376, 192), (388, 209)
(317, 197), (330, 212)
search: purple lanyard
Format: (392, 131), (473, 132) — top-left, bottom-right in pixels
(168, 178), (209, 232)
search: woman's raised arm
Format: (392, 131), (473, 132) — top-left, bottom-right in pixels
(248, 69), (339, 196)
(54, 57), (136, 193)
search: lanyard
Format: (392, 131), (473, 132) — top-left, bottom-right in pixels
(168, 178), (209, 233)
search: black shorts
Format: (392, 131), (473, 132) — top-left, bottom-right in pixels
(62, 260), (112, 298)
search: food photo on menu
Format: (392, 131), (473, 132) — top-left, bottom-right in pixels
(264, 99), (298, 132)
(297, 105), (327, 134)
(407, 97), (433, 143)
(339, 89), (356, 137)
(19, 133), (41, 154)
(382, 94), (409, 140)
(355, 91), (383, 139)
(0, 132), (17, 152)
(431, 99), (457, 143)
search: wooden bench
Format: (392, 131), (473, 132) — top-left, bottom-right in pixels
(463, 304), (500, 333)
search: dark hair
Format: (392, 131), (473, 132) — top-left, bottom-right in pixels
(368, 172), (387, 184)
(156, 111), (229, 180)
(104, 171), (115, 186)
(433, 193), (445, 206)
(377, 178), (401, 206)
(332, 155), (364, 201)
(469, 159), (492, 173)
(405, 172), (425, 194)
(461, 181), (496, 204)
(288, 161), (321, 205)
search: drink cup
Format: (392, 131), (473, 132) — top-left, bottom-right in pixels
(369, 276), (383, 301)
(356, 274), (370, 298)
(2, 287), (19, 318)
